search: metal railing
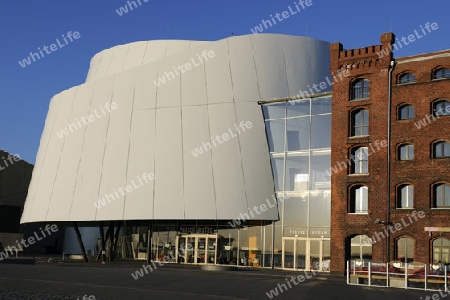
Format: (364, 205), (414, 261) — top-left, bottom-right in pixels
(347, 260), (449, 291)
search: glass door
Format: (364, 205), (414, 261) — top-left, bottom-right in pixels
(282, 238), (330, 272)
(177, 234), (218, 264)
(178, 236), (186, 263)
(310, 240), (321, 271)
(198, 238), (206, 263)
(283, 239), (295, 269)
(207, 237), (217, 264)
(187, 236), (195, 263)
(296, 239), (306, 269)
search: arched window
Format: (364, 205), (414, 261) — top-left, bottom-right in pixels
(433, 141), (450, 158)
(398, 72), (415, 84)
(433, 183), (450, 208)
(433, 238), (450, 264)
(351, 79), (370, 100)
(398, 144), (414, 160)
(350, 185), (368, 213)
(433, 67), (450, 80)
(351, 147), (368, 174)
(433, 100), (450, 116)
(397, 184), (414, 208)
(350, 235), (372, 261)
(396, 237), (415, 263)
(351, 109), (369, 136)
(398, 104), (414, 120)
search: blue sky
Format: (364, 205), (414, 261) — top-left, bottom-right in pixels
(1, 0), (449, 163)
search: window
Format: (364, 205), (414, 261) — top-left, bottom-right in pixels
(432, 238), (450, 264)
(350, 235), (372, 261)
(433, 67), (450, 80)
(350, 186), (368, 213)
(398, 73), (415, 84)
(434, 183), (450, 208)
(351, 109), (369, 136)
(398, 185), (414, 208)
(396, 237), (415, 263)
(434, 141), (450, 158)
(398, 144), (414, 160)
(351, 79), (370, 100)
(398, 105), (414, 120)
(434, 100), (450, 116)
(351, 147), (368, 174)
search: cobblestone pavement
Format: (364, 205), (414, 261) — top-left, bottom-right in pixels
(0, 288), (79, 300)
(0, 261), (436, 299)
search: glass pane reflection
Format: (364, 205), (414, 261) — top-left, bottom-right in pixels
(312, 97), (332, 114)
(285, 152), (309, 192)
(263, 102), (286, 120)
(266, 120), (285, 152)
(286, 117), (310, 151)
(287, 99), (310, 117)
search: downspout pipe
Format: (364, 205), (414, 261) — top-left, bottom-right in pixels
(387, 59), (395, 263)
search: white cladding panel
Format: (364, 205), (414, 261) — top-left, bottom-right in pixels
(182, 106), (216, 219)
(124, 110), (156, 220)
(47, 84), (94, 221)
(153, 107), (184, 219)
(106, 44), (130, 78)
(21, 34), (330, 223)
(134, 62), (158, 110)
(21, 95), (60, 222)
(123, 42), (147, 70)
(208, 104), (248, 219)
(96, 69), (135, 221)
(204, 40), (233, 105)
(71, 79), (114, 221)
(29, 89), (75, 222)
(228, 36), (260, 102)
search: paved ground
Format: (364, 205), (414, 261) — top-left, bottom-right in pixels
(0, 261), (438, 299)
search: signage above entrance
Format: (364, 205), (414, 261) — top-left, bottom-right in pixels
(179, 226), (215, 234)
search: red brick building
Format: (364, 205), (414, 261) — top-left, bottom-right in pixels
(329, 32), (450, 274)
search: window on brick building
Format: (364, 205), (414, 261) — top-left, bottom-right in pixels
(398, 104), (414, 120)
(432, 238), (450, 264)
(350, 235), (372, 261)
(433, 141), (450, 158)
(351, 109), (369, 136)
(396, 237), (415, 263)
(433, 100), (450, 117)
(433, 183), (450, 208)
(350, 185), (368, 213)
(433, 67), (450, 80)
(351, 147), (368, 174)
(398, 144), (414, 160)
(351, 79), (370, 100)
(397, 184), (414, 208)
(398, 72), (415, 84)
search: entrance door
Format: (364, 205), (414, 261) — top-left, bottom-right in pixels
(282, 238), (330, 271)
(177, 234), (217, 264)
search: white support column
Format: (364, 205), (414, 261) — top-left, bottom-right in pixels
(445, 265), (448, 292)
(386, 262), (389, 287)
(405, 263), (408, 289)
(347, 260), (349, 284)
(368, 262), (372, 286)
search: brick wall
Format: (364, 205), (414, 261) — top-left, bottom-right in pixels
(329, 32), (450, 274)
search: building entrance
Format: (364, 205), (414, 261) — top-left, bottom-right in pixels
(177, 234), (218, 264)
(282, 237), (330, 272)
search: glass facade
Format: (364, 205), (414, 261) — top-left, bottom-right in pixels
(262, 95), (332, 271)
(110, 95), (332, 271)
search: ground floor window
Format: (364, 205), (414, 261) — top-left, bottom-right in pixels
(396, 237), (414, 263)
(433, 238), (450, 265)
(350, 235), (372, 262)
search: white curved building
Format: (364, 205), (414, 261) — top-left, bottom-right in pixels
(21, 34), (332, 269)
